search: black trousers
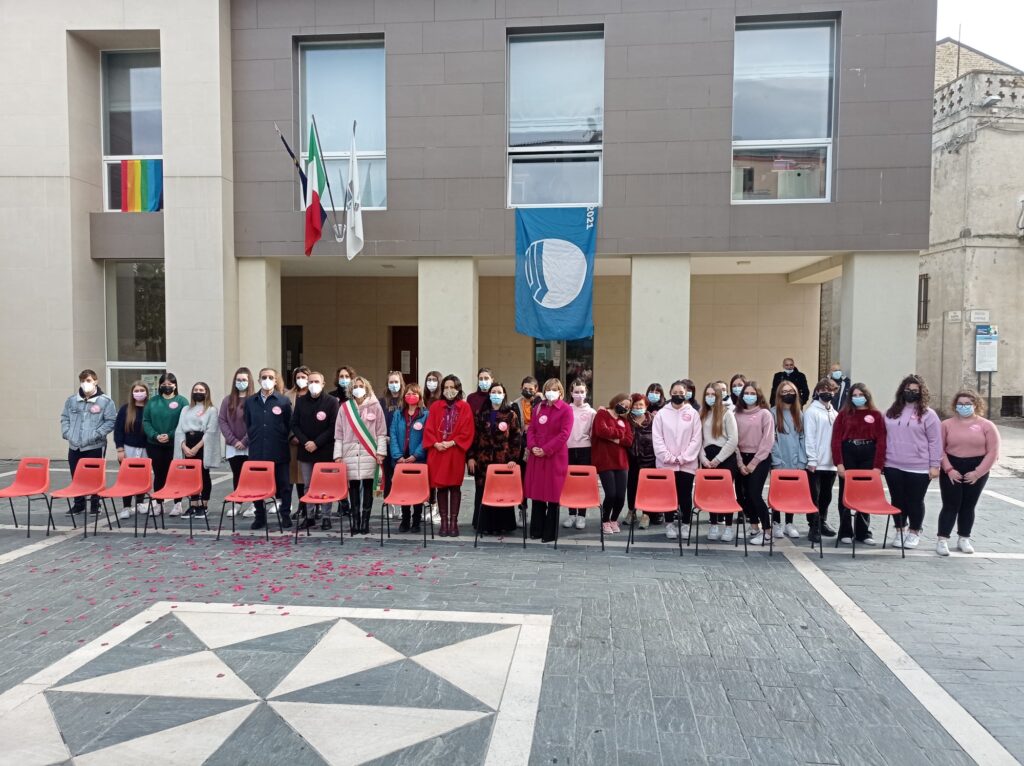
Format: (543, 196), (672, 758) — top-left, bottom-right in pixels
(529, 499), (559, 542)
(567, 447), (592, 515)
(68, 448), (102, 512)
(349, 478), (374, 514)
(884, 467), (931, 530)
(738, 453), (771, 529)
(673, 470), (694, 525)
(184, 433), (212, 503)
(837, 441), (877, 540)
(253, 460), (292, 522)
(938, 455), (987, 538)
(228, 455), (246, 490)
(149, 441), (174, 494)
(809, 469), (836, 526)
(704, 445), (736, 525)
(599, 469), (627, 522)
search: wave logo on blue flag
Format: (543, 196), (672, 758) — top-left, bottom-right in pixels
(515, 207), (597, 340)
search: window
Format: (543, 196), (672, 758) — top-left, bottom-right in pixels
(300, 41), (387, 210)
(731, 20), (835, 203)
(508, 31), (604, 207)
(917, 273), (930, 329)
(105, 261), (166, 406)
(102, 51), (163, 212)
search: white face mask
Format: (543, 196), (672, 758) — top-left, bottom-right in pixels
(426, 380), (438, 392)
(351, 386), (366, 400)
(307, 383), (323, 397)
(80, 381), (96, 395)
(544, 390), (559, 402)
(295, 378), (308, 389)
(260, 377), (275, 391)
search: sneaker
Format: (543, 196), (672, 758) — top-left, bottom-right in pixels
(575, 516), (586, 530)
(118, 508), (131, 520)
(749, 527), (762, 539)
(820, 522), (837, 537)
(601, 522), (614, 535)
(241, 505), (256, 518)
(857, 536), (877, 546)
(772, 523), (784, 539)
(638, 513), (650, 529)
(623, 511), (637, 525)
(889, 531), (905, 548)
(784, 523), (800, 538)
(609, 521), (620, 533)
(903, 532), (920, 549)
(721, 527), (735, 543)
(708, 525), (722, 541)
(135, 502), (150, 515)
(839, 537), (853, 545)
(226, 505), (237, 517)
(666, 524), (679, 540)
(750, 532), (769, 545)
(169, 502), (184, 517)
(936, 539), (950, 557)
(562, 516), (576, 528)
(958, 537), (975, 554)
(150, 503), (162, 516)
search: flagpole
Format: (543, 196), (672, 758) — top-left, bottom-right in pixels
(310, 114), (345, 242)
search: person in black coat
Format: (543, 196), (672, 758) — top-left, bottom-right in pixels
(828, 363), (853, 410)
(291, 371), (341, 529)
(244, 368), (293, 530)
(769, 358), (810, 406)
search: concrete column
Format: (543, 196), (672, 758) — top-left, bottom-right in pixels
(629, 254), (691, 392)
(839, 252), (918, 395)
(418, 257), (478, 383)
(237, 259), (282, 372)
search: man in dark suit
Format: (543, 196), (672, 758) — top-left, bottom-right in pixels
(769, 358), (810, 406)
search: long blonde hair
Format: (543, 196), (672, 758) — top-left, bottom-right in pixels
(699, 382), (726, 439)
(773, 380), (803, 434)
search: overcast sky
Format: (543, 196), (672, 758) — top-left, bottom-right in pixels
(937, 0), (1024, 70)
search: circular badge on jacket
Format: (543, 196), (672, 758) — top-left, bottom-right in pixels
(498, 421), (508, 432)
(272, 406), (282, 415)
(169, 401), (179, 410)
(864, 415), (874, 423)
(90, 405), (101, 414)
(413, 422), (423, 431)
(538, 415), (548, 425)
(316, 411), (327, 421)
(617, 420), (625, 428)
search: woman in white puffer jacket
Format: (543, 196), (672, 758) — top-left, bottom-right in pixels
(334, 376), (388, 534)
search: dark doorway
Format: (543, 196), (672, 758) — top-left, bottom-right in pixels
(391, 326), (418, 384)
(534, 338), (594, 403)
(281, 325), (304, 388)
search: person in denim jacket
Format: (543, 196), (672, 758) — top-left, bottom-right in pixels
(59, 369), (116, 515)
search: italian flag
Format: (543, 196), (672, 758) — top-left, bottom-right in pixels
(304, 123), (328, 256)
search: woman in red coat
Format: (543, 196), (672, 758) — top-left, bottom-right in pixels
(525, 378), (573, 543)
(423, 374), (475, 537)
(591, 393), (635, 535)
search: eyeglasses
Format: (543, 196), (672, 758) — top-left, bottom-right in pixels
(260, 377), (274, 382)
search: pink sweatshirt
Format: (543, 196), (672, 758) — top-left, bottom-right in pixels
(568, 404), (596, 449)
(734, 407), (776, 469)
(651, 404), (703, 473)
(940, 416), (1000, 476)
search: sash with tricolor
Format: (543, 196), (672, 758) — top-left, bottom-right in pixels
(119, 159), (163, 212)
(341, 400), (382, 494)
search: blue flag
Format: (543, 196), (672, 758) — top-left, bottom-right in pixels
(515, 207), (597, 341)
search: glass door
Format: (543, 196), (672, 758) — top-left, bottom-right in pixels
(533, 338), (594, 402)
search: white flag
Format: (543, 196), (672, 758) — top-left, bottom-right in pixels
(345, 121), (364, 260)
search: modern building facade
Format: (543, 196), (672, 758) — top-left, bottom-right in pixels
(0, 0), (936, 458)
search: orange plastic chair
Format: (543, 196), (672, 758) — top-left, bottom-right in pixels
(767, 469), (821, 558)
(296, 462), (349, 546)
(476, 464), (524, 549)
(382, 464), (431, 547)
(148, 459), (204, 538)
(843, 469), (905, 559)
(0, 457), (52, 538)
(217, 461), (282, 541)
(691, 469), (745, 556)
(559, 466), (603, 551)
(99, 458), (153, 539)
(51, 458), (109, 538)
(632, 469), (682, 555)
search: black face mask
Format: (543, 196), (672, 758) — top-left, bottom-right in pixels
(193, 393), (206, 402)
(781, 393), (797, 405)
(614, 404), (629, 416)
(160, 385), (175, 395)
(522, 390), (535, 399)
(903, 389), (921, 403)
(670, 395), (686, 406)
(818, 392), (834, 403)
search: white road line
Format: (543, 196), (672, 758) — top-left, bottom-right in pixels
(783, 547), (1021, 766)
(984, 490), (1024, 508)
(0, 532), (73, 567)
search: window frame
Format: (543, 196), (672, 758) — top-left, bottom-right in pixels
(506, 30), (604, 209)
(917, 273), (930, 329)
(730, 19), (837, 206)
(297, 39), (387, 212)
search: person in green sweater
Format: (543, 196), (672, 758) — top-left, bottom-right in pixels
(143, 372), (189, 517)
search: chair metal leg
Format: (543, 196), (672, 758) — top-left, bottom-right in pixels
(625, 512), (632, 553)
(216, 501), (228, 541)
(553, 505), (559, 551)
(818, 514), (823, 559)
(267, 499), (277, 542)
(851, 533), (856, 560)
(473, 502), (485, 549)
(8, 498), (19, 532)
(693, 510), (700, 557)
(882, 517), (890, 548)
(65, 498), (77, 530)
(740, 516), (748, 557)
(677, 515), (684, 557)
(45, 497), (56, 536)
(22, 498), (29, 538)
(899, 526), (905, 559)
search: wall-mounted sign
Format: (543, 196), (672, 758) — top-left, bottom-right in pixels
(969, 309), (990, 323)
(975, 324), (998, 372)
(946, 310), (962, 323)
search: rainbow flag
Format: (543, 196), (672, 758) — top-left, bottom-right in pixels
(119, 159), (163, 212)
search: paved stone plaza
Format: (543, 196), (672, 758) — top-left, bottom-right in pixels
(0, 450), (1022, 765)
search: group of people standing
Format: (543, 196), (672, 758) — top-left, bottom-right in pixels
(59, 357), (1000, 555)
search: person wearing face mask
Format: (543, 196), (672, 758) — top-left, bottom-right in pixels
(380, 370), (406, 520)
(143, 372), (189, 518)
(714, 380), (735, 413)
(389, 383), (429, 533)
(699, 384), (739, 541)
(329, 366), (356, 402)
(828, 363), (852, 410)
(680, 379), (699, 411)
(831, 383), (886, 545)
(591, 393), (635, 535)
(512, 376), (540, 516)
(467, 382), (523, 536)
(883, 374), (942, 550)
(734, 382), (776, 546)
(219, 367), (255, 519)
(524, 379), (573, 542)
(645, 383), (666, 414)
(243, 368), (293, 530)
(562, 380), (596, 530)
(422, 370), (443, 409)
(291, 371), (341, 530)
(769, 358), (810, 406)
(333, 376), (388, 536)
(423, 375), (475, 537)
(728, 374), (747, 410)
(467, 367), (495, 417)
(60, 371), (117, 517)
(286, 366), (311, 521)
(936, 390), (999, 556)
(114, 381), (150, 519)
(804, 379), (840, 543)
(626, 394), (656, 529)
(770, 380), (807, 539)
(652, 380), (703, 541)
(173, 382), (221, 517)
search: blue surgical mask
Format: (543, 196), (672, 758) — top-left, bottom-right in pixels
(851, 395), (867, 408)
(478, 380), (492, 392)
(388, 382), (401, 394)
(956, 404), (975, 418)
(831, 370), (843, 380)
(647, 392), (661, 404)
(732, 386), (743, 396)
(684, 391), (693, 400)
(630, 408), (645, 418)
(489, 393), (504, 406)
(782, 368), (793, 375)
(742, 394), (757, 406)
(338, 378), (350, 388)
(704, 395), (717, 407)
(235, 380), (248, 392)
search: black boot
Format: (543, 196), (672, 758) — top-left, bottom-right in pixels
(399, 507), (411, 533)
(360, 510), (371, 535)
(349, 511), (359, 536)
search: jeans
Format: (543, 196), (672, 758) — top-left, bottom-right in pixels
(253, 460), (292, 522)
(883, 467), (931, 531)
(68, 447), (102, 512)
(837, 441), (878, 540)
(937, 455), (987, 538)
(738, 452), (771, 529)
(599, 469), (627, 522)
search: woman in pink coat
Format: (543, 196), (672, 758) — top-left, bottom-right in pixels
(525, 378), (573, 543)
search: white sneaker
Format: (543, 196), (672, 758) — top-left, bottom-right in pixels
(242, 505), (256, 518)
(151, 502), (164, 516)
(118, 508), (131, 520)
(562, 516), (577, 528)
(859, 536), (877, 546)
(889, 530), (905, 548)
(903, 532), (920, 549)
(772, 523), (784, 539)
(936, 539), (950, 557)
(666, 524), (679, 540)
(839, 537), (853, 545)
(784, 523), (800, 538)
(749, 527), (762, 539)
(574, 516), (586, 530)
(958, 537), (975, 554)
(169, 502), (183, 517)
(721, 527), (735, 543)
(135, 502), (149, 515)
(226, 505), (237, 517)
(708, 525), (722, 541)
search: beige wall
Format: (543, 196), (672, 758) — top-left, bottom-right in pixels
(479, 277), (533, 387)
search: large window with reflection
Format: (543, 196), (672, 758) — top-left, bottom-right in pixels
(105, 261), (166, 405)
(508, 31), (604, 207)
(300, 40), (387, 209)
(731, 20), (835, 203)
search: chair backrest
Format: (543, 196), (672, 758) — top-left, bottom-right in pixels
(4, 457), (50, 496)
(693, 469), (741, 513)
(842, 469), (898, 514)
(482, 463), (523, 506)
(114, 458), (154, 494)
(635, 468), (679, 513)
(64, 458), (107, 496)
(236, 461), (278, 498)
(160, 459), (204, 497)
(559, 465), (601, 508)
(767, 469), (816, 514)
(385, 463), (431, 505)
(306, 462), (349, 500)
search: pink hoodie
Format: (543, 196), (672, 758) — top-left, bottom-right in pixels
(652, 404), (703, 474)
(735, 407), (776, 469)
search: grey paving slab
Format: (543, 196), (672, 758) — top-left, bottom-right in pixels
(364, 714), (494, 766)
(203, 701), (328, 766)
(345, 617), (510, 656)
(215, 622), (336, 698)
